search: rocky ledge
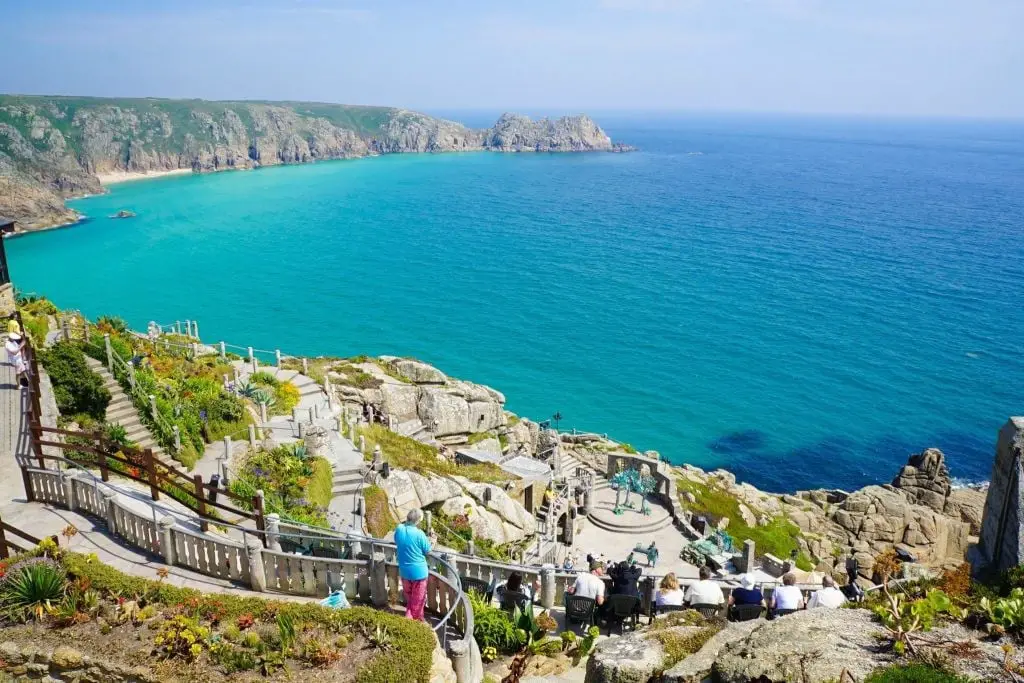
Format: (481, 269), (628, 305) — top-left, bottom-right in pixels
(330, 355), (987, 577)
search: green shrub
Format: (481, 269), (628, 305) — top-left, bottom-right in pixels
(979, 587), (1024, 633)
(364, 485), (397, 537)
(41, 341), (111, 420)
(864, 663), (969, 683)
(358, 423), (510, 485)
(468, 590), (521, 653)
(96, 315), (130, 336)
(248, 371), (280, 387)
(229, 445), (330, 526)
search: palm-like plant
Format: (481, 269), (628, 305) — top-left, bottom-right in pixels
(251, 388), (276, 408)
(2, 559), (68, 621)
(237, 381), (259, 399)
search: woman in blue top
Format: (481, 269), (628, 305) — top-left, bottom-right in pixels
(394, 508), (434, 621)
(729, 573), (766, 607)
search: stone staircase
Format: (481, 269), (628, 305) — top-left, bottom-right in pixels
(395, 418), (439, 448)
(332, 463), (365, 497)
(85, 357), (169, 462)
(561, 452), (609, 491)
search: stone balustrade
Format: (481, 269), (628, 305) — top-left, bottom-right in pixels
(20, 466), (480, 681)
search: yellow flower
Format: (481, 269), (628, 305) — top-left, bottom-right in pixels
(154, 636), (165, 645)
(189, 643), (202, 658)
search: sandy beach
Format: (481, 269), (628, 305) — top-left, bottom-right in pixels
(96, 168), (193, 185)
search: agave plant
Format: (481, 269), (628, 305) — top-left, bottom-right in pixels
(1, 558), (67, 621)
(237, 381), (259, 399)
(251, 389), (276, 408)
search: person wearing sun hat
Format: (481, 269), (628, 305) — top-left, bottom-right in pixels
(729, 573), (765, 607)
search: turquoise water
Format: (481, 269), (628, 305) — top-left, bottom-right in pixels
(7, 114), (1024, 492)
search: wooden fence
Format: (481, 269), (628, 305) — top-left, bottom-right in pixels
(29, 423), (265, 537)
(0, 513), (57, 560)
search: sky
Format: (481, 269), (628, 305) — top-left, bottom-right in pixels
(2, 0), (1023, 118)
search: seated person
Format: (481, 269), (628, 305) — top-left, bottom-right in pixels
(495, 571), (536, 604)
(609, 557), (643, 598)
(770, 572), (805, 613)
(567, 562), (606, 607)
(729, 573), (766, 607)
(807, 575), (846, 609)
(685, 566), (724, 606)
(655, 572), (685, 607)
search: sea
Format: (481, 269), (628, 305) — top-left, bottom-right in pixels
(6, 113), (1024, 494)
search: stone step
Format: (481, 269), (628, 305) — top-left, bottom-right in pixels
(107, 403), (137, 419)
(585, 511), (674, 535)
(332, 473), (363, 485)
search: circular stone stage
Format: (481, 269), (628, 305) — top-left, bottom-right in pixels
(586, 487), (674, 534)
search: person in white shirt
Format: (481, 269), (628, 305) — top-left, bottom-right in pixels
(655, 572), (685, 607)
(4, 333), (26, 385)
(568, 562), (606, 606)
(770, 573), (805, 613)
(807, 575), (846, 609)
(685, 566), (724, 606)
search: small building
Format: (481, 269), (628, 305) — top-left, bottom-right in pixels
(456, 448), (552, 513)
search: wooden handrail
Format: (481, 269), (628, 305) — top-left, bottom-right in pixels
(0, 514), (57, 560)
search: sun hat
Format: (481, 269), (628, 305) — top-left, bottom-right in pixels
(739, 573), (756, 590)
(7, 332), (21, 341)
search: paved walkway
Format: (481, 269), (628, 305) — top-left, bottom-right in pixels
(0, 358), (285, 597)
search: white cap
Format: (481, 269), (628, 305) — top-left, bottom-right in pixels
(739, 573), (756, 589)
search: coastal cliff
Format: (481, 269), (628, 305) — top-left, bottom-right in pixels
(0, 95), (622, 231)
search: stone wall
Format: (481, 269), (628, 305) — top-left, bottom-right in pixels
(0, 642), (158, 683)
(977, 417), (1024, 575)
(607, 452), (683, 524)
(0, 282), (14, 317)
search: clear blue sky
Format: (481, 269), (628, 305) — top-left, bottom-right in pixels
(3, 0), (1022, 118)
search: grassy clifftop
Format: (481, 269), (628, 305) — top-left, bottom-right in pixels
(0, 94), (617, 230)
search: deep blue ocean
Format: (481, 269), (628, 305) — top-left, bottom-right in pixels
(6, 113), (1024, 493)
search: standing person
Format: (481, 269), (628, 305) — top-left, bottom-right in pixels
(845, 555), (859, 587)
(394, 509), (434, 622)
(4, 332), (27, 386)
(646, 542), (659, 567)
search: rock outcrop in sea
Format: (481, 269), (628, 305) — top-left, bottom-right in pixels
(0, 96), (623, 231)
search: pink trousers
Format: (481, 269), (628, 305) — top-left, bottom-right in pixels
(402, 577), (428, 621)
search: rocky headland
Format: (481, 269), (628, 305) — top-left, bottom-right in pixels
(0, 95), (625, 232)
